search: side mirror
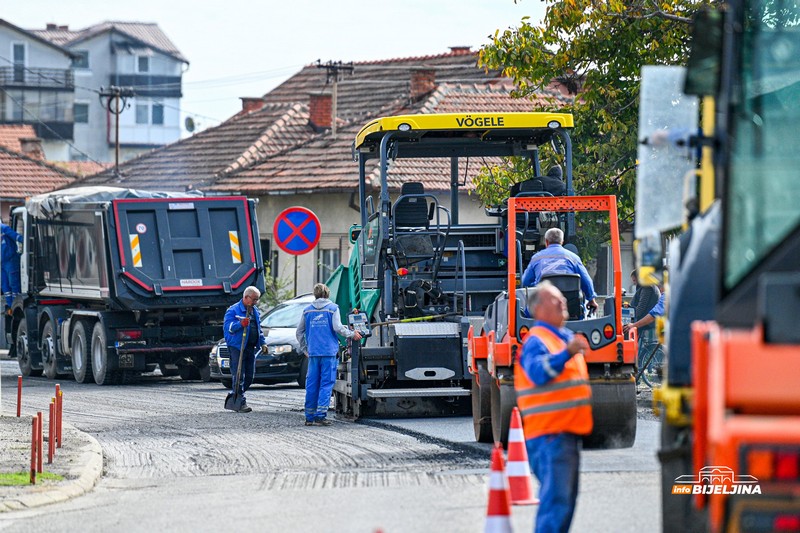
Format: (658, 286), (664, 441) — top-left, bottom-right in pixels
(349, 224), (362, 244)
(684, 7), (723, 96)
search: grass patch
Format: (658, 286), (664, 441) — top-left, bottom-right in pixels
(0, 471), (64, 486)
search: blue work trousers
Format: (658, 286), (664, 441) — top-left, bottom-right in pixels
(304, 356), (336, 422)
(1, 261), (20, 309)
(229, 345), (256, 402)
(526, 432), (581, 533)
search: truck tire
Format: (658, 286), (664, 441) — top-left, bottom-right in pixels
(199, 364), (211, 382)
(297, 357), (308, 389)
(91, 322), (118, 386)
(71, 320), (94, 384)
(472, 361), (493, 443)
(179, 365), (200, 381)
(17, 320), (42, 377)
(158, 363), (180, 377)
(490, 378), (515, 448)
(41, 320), (61, 380)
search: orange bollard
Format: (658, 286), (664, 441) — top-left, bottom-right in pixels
(55, 383), (63, 448)
(36, 411), (43, 473)
(30, 416), (37, 484)
(48, 400), (55, 464)
(17, 376), (22, 417)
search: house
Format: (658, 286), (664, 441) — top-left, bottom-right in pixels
(0, 19), (75, 160)
(79, 48), (570, 294)
(29, 21), (188, 163)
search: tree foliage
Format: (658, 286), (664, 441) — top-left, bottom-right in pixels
(476, 0), (715, 227)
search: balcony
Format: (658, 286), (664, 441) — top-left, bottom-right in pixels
(112, 75), (182, 98)
(0, 67), (74, 91)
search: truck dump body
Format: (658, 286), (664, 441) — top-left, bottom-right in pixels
(27, 188), (260, 309)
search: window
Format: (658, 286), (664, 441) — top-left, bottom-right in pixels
(137, 56), (150, 73)
(152, 102), (164, 125)
(317, 248), (340, 283)
(136, 104), (149, 124)
(74, 103), (89, 123)
(12, 43), (25, 83)
(72, 51), (89, 69)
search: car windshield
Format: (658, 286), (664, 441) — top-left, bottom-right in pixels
(261, 302), (307, 328)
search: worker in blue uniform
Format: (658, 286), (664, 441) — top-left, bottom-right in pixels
(296, 283), (361, 426)
(521, 227), (599, 313)
(223, 285), (268, 413)
(1, 218), (24, 313)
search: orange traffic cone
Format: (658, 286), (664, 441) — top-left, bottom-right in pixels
(485, 443), (513, 533)
(506, 407), (539, 505)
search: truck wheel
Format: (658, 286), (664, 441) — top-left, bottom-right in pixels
(179, 365), (200, 381)
(199, 364), (211, 382)
(490, 379), (516, 448)
(17, 320), (42, 377)
(41, 321), (61, 380)
(472, 361), (493, 443)
(297, 357), (308, 389)
(91, 322), (114, 386)
(158, 363), (180, 377)
(71, 320), (94, 383)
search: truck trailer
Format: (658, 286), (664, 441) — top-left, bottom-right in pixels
(5, 187), (264, 385)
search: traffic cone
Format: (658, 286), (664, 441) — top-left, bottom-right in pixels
(484, 443), (513, 533)
(506, 407), (539, 505)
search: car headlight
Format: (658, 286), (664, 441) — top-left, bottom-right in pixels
(209, 345), (219, 360)
(268, 344), (293, 355)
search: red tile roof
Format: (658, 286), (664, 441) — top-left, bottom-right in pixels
(0, 125), (37, 153)
(49, 160), (112, 177)
(0, 146), (77, 202)
(82, 49), (569, 195)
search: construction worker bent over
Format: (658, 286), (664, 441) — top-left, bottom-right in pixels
(516, 281), (593, 533)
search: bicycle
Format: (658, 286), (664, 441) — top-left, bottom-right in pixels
(635, 342), (663, 389)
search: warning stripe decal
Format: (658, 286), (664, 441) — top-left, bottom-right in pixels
(229, 231), (242, 264)
(129, 234), (142, 267)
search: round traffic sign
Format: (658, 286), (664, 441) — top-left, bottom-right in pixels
(273, 206), (321, 256)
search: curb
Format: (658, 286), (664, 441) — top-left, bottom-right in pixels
(0, 424), (103, 513)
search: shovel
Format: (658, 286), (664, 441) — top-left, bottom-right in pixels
(225, 306), (251, 412)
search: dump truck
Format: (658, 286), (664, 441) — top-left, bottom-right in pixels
(5, 187), (264, 385)
(329, 111), (635, 427)
(470, 194), (637, 448)
(635, 3), (800, 531)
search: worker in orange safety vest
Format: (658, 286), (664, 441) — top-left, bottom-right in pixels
(515, 280), (593, 533)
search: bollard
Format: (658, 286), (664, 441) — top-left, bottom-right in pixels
(36, 411), (43, 473)
(57, 389), (63, 447)
(48, 400), (55, 464)
(17, 376), (22, 417)
(30, 416), (37, 484)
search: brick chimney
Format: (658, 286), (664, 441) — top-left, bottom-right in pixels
(20, 138), (44, 160)
(308, 92), (332, 130)
(240, 97), (266, 114)
(410, 68), (436, 101)
(449, 46), (471, 55)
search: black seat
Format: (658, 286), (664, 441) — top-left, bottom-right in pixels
(540, 273), (583, 320)
(395, 182), (429, 229)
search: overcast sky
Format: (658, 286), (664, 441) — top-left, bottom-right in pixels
(9, 0), (546, 132)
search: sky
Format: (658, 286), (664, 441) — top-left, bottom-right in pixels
(7, 0), (547, 132)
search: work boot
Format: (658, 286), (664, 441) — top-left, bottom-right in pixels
(314, 419), (331, 426)
(238, 403), (252, 413)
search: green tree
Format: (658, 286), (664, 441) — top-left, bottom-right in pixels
(476, 0), (713, 227)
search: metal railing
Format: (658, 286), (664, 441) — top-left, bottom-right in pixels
(0, 68), (74, 89)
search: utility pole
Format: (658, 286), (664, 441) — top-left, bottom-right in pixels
(99, 86), (135, 176)
(315, 60), (353, 140)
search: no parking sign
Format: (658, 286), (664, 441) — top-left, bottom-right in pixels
(273, 207), (321, 256)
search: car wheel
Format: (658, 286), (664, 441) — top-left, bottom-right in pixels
(297, 356), (308, 389)
(221, 379), (232, 389)
(71, 320), (94, 384)
(179, 365), (200, 381)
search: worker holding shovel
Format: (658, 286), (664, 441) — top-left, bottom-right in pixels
(223, 286), (268, 413)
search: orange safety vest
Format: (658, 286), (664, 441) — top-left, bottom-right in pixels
(515, 325), (593, 440)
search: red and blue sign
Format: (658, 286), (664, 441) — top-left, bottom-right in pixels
(273, 206), (321, 256)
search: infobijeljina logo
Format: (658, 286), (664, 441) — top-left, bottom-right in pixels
(672, 466), (762, 495)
